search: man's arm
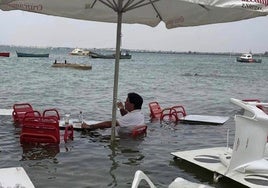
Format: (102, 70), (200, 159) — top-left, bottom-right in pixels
(119, 108), (128, 116)
(82, 121), (119, 130)
(117, 101), (128, 116)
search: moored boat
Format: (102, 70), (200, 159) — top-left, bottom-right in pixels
(51, 61), (92, 70)
(90, 53), (114, 59)
(69, 48), (90, 56)
(90, 51), (131, 59)
(236, 53), (261, 63)
(0, 52), (10, 57)
(16, 51), (49, 58)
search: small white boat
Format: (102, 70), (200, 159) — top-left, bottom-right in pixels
(171, 98), (268, 188)
(236, 53), (262, 63)
(69, 48), (90, 56)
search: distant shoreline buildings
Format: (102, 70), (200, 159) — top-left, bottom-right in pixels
(0, 44), (267, 56)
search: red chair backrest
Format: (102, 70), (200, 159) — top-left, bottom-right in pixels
(21, 111), (42, 127)
(131, 125), (147, 137)
(171, 105), (187, 118)
(20, 116), (60, 144)
(12, 103), (34, 124)
(24, 110), (42, 119)
(160, 105), (186, 123)
(149, 102), (162, 119)
(160, 107), (178, 122)
(43, 108), (60, 121)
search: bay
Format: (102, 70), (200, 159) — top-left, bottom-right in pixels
(0, 46), (267, 187)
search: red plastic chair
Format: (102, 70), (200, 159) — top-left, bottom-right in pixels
(149, 102), (162, 119)
(20, 116), (60, 144)
(21, 112), (73, 144)
(12, 103), (34, 124)
(131, 125), (147, 137)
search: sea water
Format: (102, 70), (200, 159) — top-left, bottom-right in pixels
(0, 46), (268, 187)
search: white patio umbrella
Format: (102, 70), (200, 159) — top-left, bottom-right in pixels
(1, 0), (268, 141)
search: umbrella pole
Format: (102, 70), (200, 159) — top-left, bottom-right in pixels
(111, 0), (123, 142)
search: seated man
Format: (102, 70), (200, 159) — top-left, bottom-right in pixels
(81, 92), (145, 135)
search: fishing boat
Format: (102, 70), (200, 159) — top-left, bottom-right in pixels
(69, 48), (90, 56)
(51, 60), (92, 70)
(16, 51), (49, 58)
(236, 53), (261, 63)
(0, 52), (10, 57)
(90, 51), (131, 59)
(171, 98), (268, 188)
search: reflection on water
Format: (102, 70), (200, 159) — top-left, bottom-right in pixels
(171, 158), (215, 185)
(87, 132), (146, 187)
(108, 143), (118, 187)
(21, 144), (59, 161)
(117, 137), (145, 166)
(171, 158), (246, 188)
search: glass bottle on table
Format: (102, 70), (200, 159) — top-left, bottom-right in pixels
(79, 111), (83, 123)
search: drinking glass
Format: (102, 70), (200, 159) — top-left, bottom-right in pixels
(117, 99), (123, 110)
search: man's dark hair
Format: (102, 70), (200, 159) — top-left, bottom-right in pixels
(128, 92), (143, 109)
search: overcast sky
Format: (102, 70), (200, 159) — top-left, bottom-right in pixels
(0, 10), (267, 53)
